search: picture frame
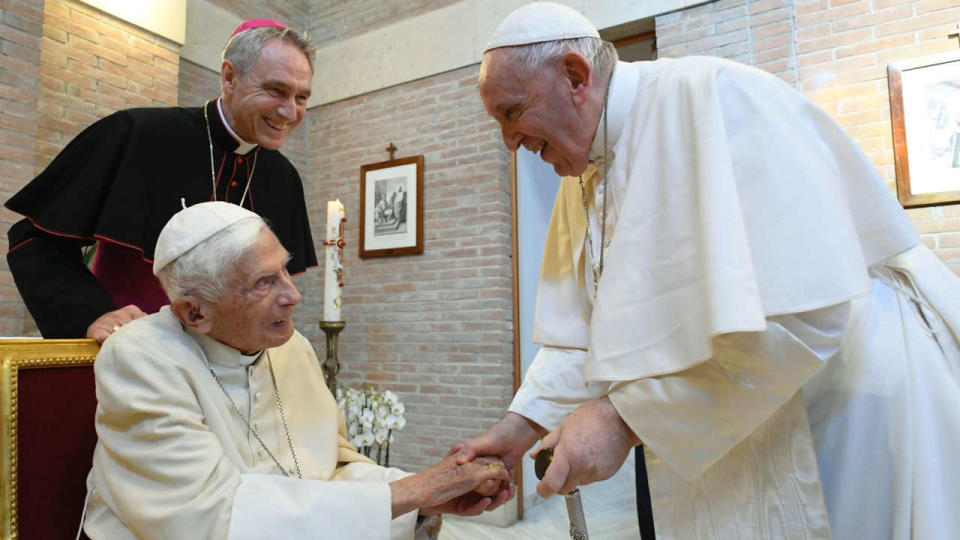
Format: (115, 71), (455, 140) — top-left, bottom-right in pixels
(359, 155), (424, 258)
(887, 49), (960, 208)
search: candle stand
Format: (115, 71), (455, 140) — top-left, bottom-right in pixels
(318, 321), (346, 394)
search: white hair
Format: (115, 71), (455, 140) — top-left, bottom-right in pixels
(221, 26), (315, 81)
(156, 217), (268, 302)
(479, 36), (618, 86)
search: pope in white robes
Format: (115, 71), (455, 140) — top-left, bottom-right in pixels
(456, 3), (960, 539)
(82, 202), (512, 540)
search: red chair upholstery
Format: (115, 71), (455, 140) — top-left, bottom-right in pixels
(1, 339), (99, 540)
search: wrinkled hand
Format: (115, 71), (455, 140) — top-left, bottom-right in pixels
(85, 305), (147, 343)
(533, 397), (639, 497)
(391, 455), (513, 518)
(450, 412), (546, 476)
(422, 477), (517, 517)
(418, 455), (512, 516)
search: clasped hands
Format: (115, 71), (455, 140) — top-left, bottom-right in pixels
(451, 397), (639, 498)
(390, 453), (515, 519)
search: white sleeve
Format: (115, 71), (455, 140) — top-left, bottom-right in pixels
(608, 303), (849, 481)
(509, 346), (613, 431)
(229, 463), (418, 540)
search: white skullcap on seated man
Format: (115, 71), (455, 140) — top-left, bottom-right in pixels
(81, 201), (512, 540)
(454, 2), (960, 540)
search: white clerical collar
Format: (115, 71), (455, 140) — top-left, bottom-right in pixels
(216, 98), (258, 155)
(589, 61), (640, 164)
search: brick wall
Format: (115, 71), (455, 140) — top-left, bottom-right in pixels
(178, 59), (222, 108)
(303, 65), (515, 470)
(657, 0), (801, 85)
(309, 0), (460, 47)
(35, 0), (179, 166)
(0, 0), (44, 335)
(207, 0), (310, 29)
(656, 0), (960, 273)
(0, 0), (180, 335)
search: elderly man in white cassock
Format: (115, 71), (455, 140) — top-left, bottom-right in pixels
(454, 3), (960, 539)
(81, 202), (513, 539)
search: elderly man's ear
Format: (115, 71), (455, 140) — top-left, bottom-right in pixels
(561, 51), (592, 104)
(171, 295), (214, 335)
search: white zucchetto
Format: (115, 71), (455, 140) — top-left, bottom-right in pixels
(153, 201), (260, 275)
(484, 2), (600, 53)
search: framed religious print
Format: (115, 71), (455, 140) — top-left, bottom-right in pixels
(887, 49), (960, 208)
(359, 155), (424, 258)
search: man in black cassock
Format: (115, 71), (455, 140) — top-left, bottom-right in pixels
(5, 19), (317, 342)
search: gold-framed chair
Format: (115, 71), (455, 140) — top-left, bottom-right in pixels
(0, 339), (100, 540)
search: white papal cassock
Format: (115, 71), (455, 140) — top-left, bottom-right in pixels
(511, 57), (960, 539)
(82, 307), (418, 539)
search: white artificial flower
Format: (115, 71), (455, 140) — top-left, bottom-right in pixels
(359, 431), (375, 447)
(348, 402), (361, 418)
(384, 414), (399, 429)
(338, 384), (406, 459)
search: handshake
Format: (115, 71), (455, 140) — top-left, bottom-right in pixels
(388, 412), (547, 521)
(389, 454), (515, 519)
(392, 396), (640, 520)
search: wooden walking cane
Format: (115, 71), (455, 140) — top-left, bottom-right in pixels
(535, 448), (589, 540)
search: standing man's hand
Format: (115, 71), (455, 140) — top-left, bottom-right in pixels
(450, 412), (546, 475)
(85, 305), (147, 343)
(533, 397), (639, 497)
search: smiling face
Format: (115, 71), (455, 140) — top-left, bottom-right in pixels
(479, 48), (599, 177)
(220, 37), (312, 150)
(205, 229), (302, 354)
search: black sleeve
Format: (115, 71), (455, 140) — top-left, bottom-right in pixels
(292, 167), (318, 272)
(4, 111), (136, 337)
(5, 111), (132, 238)
(7, 219), (116, 338)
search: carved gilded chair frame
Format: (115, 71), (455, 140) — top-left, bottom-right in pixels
(0, 339), (99, 539)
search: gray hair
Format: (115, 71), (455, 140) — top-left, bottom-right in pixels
(222, 26), (315, 80)
(156, 216), (268, 302)
(480, 36), (618, 87)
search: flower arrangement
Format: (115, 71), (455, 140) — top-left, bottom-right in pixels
(335, 385), (406, 467)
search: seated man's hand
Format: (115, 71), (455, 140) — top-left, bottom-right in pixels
(419, 456), (515, 517)
(390, 455), (514, 518)
(86, 305), (148, 343)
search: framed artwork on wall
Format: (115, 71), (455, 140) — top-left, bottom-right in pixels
(359, 155), (424, 258)
(887, 49), (960, 208)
